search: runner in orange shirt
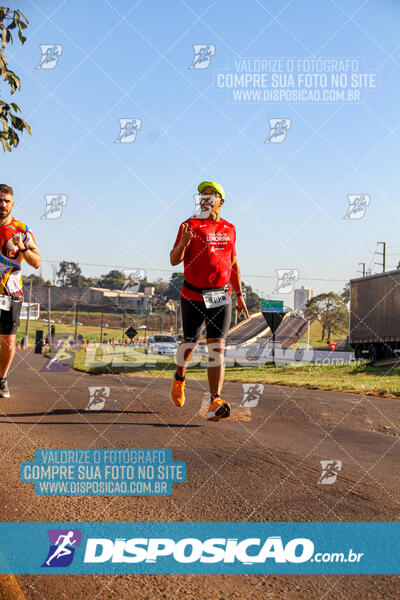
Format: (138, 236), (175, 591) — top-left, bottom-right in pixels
(0, 184), (41, 398)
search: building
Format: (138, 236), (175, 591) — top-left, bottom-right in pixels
(29, 285), (155, 312)
(293, 286), (314, 312)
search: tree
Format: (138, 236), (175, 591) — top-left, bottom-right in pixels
(56, 261), (83, 286)
(22, 273), (49, 286)
(165, 272), (184, 301)
(146, 277), (168, 297)
(241, 282), (260, 314)
(81, 276), (100, 288)
(306, 293), (348, 340)
(0, 7), (31, 152)
(231, 282), (260, 322)
(341, 282), (350, 304)
(98, 270), (125, 290)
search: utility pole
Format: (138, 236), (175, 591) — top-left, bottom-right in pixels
(100, 307), (104, 344)
(47, 286), (51, 343)
(23, 279), (32, 349)
(121, 310), (126, 340)
(233, 294), (238, 326)
(376, 242), (386, 273)
(74, 300), (79, 344)
(51, 263), (57, 285)
(358, 262), (366, 277)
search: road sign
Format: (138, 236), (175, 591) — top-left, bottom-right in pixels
(329, 343), (338, 351)
(125, 326), (137, 339)
(261, 308), (287, 367)
(262, 311), (285, 334)
(261, 299), (283, 312)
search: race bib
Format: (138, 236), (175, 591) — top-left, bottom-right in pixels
(203, 290), (230, 309)
(0, 295), (11, 311)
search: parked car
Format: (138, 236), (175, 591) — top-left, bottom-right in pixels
(71, 321), (83, 326)
(41, 318), (55, 323)
(145, 334), (178, 355)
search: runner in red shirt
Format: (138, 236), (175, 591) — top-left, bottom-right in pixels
(170, 181), (248, 421)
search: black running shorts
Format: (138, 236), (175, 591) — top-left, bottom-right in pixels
(180, 296), (232, 342)
(0, 298), (22, 335)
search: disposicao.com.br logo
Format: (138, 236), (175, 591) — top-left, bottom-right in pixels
(82, 536), (363, 565)
(42, 529), (82, 567)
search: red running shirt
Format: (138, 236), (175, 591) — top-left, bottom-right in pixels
(173, 217), (237, 301)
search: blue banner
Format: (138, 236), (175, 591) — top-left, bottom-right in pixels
(0, 522), (397, 574)
(20, 449), (186, 496)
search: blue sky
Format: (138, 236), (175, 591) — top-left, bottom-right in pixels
(3, 0), (400, 303)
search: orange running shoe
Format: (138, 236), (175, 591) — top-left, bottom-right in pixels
(207, 395), (231, 422)
(171, 373), (185, 407)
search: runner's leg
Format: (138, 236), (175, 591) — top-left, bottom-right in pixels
(205, 299), (231, 396)
(176, 297), (206, 377)
(175, 339), (199, 378)
(206, 337), (225, 396)
(0, 334), (16, 378)
(0, 300), (21, 379)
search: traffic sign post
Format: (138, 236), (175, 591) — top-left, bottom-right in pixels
(261, 299), (286, 366)
(125, 326), (138, 342)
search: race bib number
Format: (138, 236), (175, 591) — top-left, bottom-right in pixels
(203, 290), (230, 309)
(0, 295), (11, 311)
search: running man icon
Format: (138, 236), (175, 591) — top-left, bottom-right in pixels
(46, 532), (76, 565)
(42, 529), (81, 568)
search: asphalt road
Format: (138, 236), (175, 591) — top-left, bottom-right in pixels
(226, 312), (312, 347)
(0, 350), (399, 599)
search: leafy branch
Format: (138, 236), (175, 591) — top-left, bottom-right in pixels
(0, 7), (31, 152)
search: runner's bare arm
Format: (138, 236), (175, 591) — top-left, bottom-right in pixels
(170, 223), (193, 266)
(11, 234), (41, 268)
(22, 247), (41, 268)
(230, 256), (249, 318)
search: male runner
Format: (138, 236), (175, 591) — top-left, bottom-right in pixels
(170, 181), (248, 421)
(0, 184), (41, 398)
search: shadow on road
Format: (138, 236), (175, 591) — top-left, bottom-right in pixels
(0, 409), (156, 417)
(0, 412), (201, 427)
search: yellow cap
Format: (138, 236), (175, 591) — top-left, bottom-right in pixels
(198, 181), (225, 200)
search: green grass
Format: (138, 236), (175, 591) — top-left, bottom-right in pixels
(296, 318), (348, 349)
(16, 320), (126, 345)
(71, 346), (400, 399)
(16, 320), (164, 345)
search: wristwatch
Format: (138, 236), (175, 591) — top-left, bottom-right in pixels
(20, 246), (29, 253)
(236, 291), (243, 296)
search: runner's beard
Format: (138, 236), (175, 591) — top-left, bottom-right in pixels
(0, 208), (11, 219)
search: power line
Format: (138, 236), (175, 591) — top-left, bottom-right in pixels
(40, 260), (349, 282)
